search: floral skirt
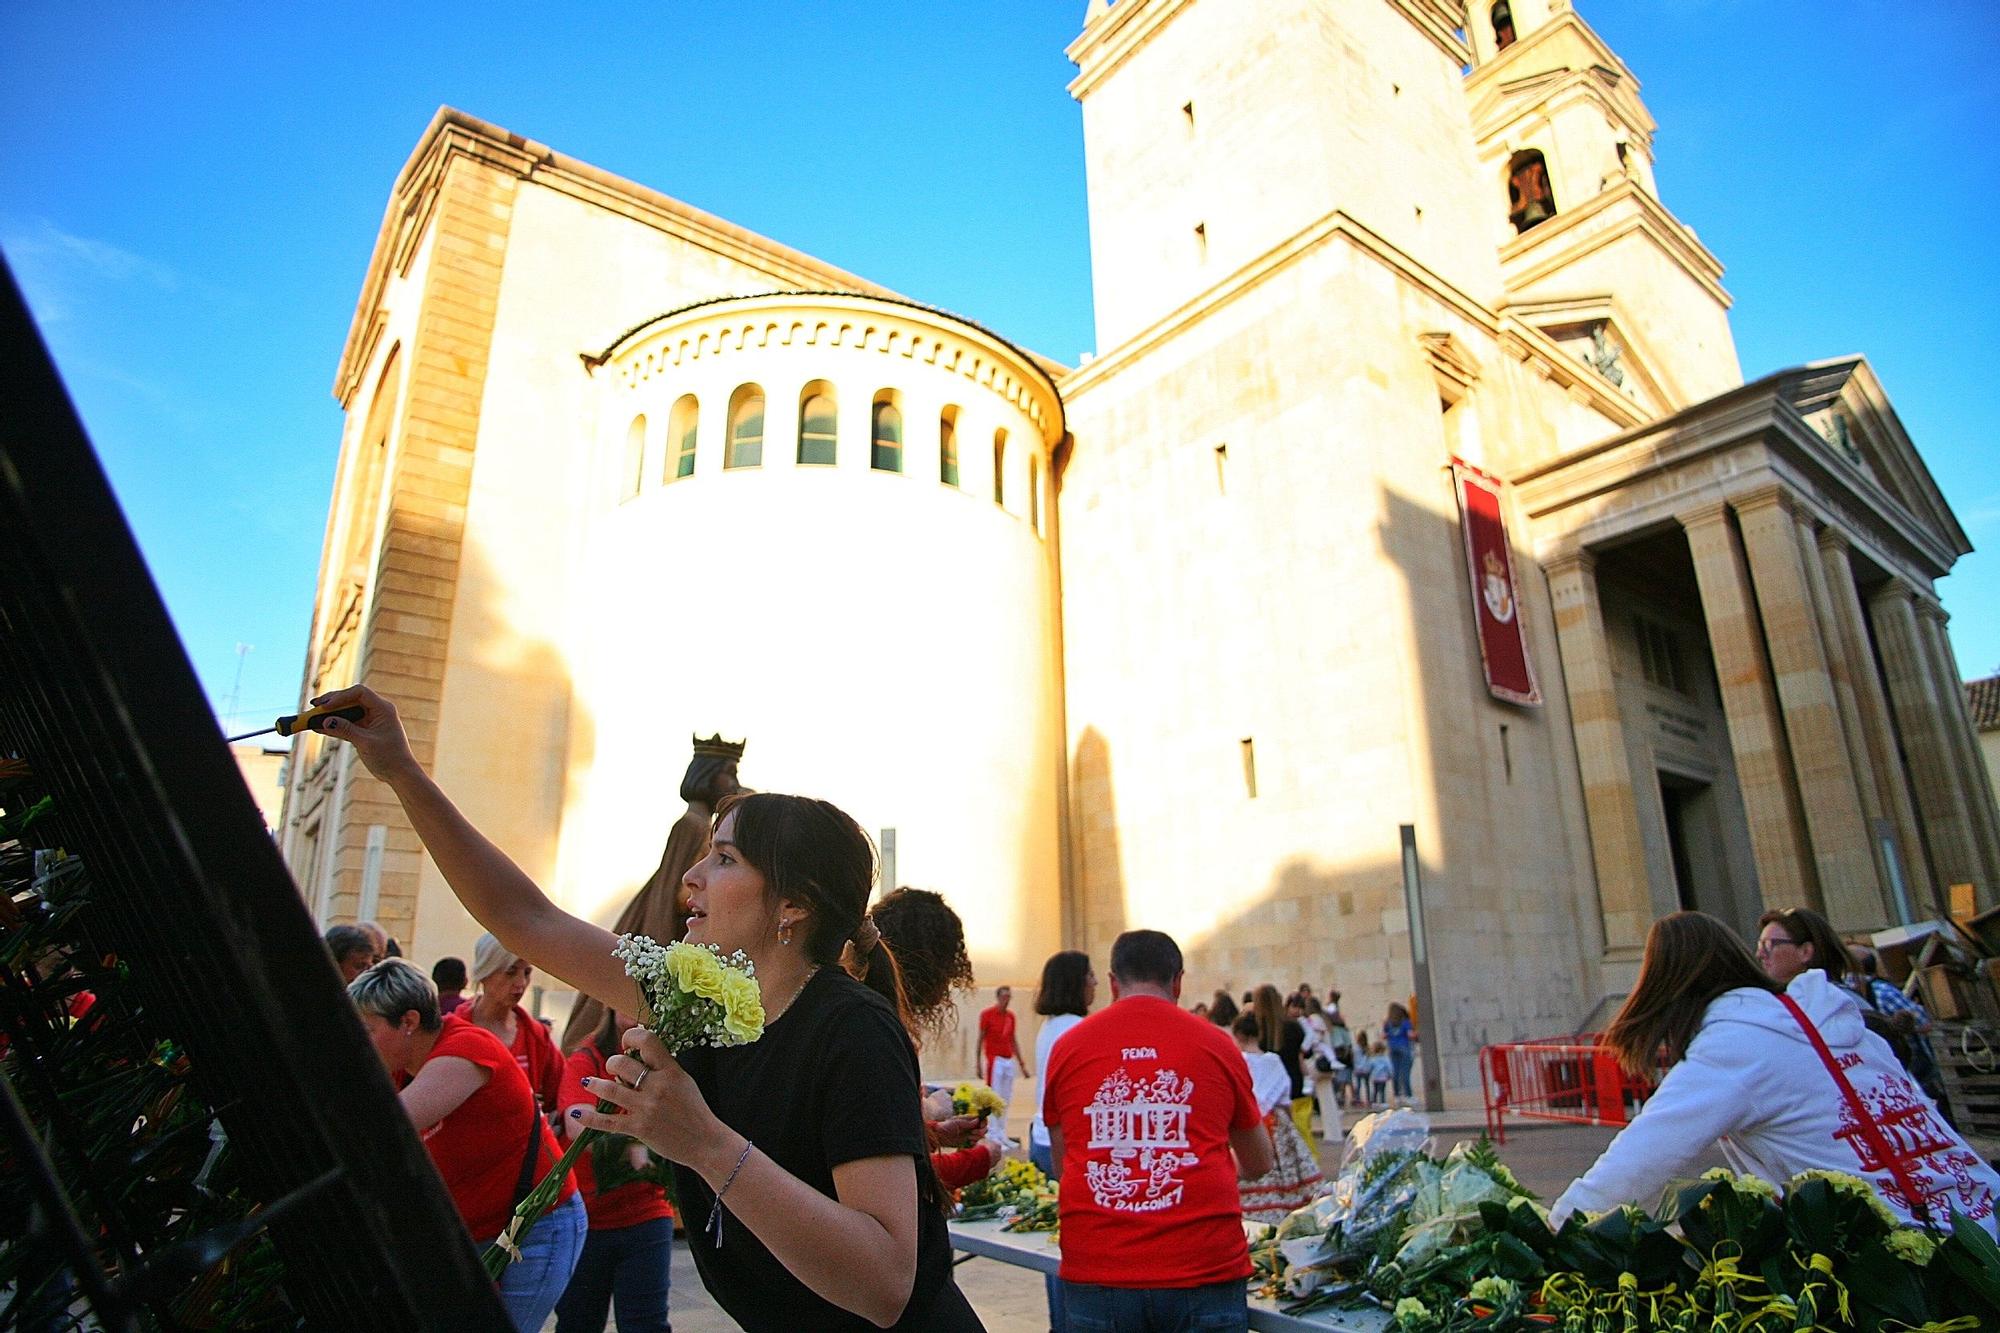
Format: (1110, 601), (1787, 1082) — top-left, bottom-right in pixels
(1240, 1110), (1325, 1223)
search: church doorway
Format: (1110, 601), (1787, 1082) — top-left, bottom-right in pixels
(1657, 768), (1729, 919)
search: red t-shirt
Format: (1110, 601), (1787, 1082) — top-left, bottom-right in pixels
(506, 1005), (566, 1114)
(420, 1014), (576, 1240)
(558, 1046), (674, 1231)
(1042, 995), (1260, 1287)
(978, 1006), (1018, 1061)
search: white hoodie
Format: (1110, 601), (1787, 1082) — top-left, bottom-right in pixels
(1553, 970), (1998, 1234)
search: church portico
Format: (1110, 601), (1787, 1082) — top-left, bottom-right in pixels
(1518, 358), (1994, 947)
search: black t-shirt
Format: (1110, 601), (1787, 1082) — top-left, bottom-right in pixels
(1268, 1019), (1306, 1099)
(673, 967), (982, 1332)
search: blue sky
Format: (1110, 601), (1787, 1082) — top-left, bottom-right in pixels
(2, 2), (1996, 738)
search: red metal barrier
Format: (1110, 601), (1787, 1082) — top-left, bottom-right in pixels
(1479, 1035), (1658, 1144)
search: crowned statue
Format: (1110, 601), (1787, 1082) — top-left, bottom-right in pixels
(559, 733), (746, 1052)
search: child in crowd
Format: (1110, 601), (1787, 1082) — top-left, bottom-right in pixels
(1368, 1041), (1391, 1106)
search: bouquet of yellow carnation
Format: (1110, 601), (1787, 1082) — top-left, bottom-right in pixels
(951, 1080), (1006, 1119)
(483, 936), (764, 1278)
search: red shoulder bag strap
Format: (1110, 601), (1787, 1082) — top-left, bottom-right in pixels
(1776, 992), (1934, 1229)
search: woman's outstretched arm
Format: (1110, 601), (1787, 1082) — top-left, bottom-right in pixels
(313, 684), (643, 1017)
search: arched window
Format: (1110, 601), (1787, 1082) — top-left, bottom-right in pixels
(1491, 1), (1516, 51)
(726, 385), (764, 469)
(871, 393), (903, 472)
(992, 428), (1008, 507)
(621, 414), (647, 501)
(667, 394), (698, 481)
(798, 383), (837, 465)
(1506, 149), (1556, 233)
(939, 406), (961, 487)
(1028, 453), (1042, 533)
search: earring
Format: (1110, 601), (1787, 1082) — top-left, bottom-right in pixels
(778, 918), (793, 946)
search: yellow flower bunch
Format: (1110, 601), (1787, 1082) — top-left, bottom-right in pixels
(1699, 1166), (1779, 1200)
(617, 935), (765, 1053)
(486, 934), (763, 1281)
(952, 1080), (1007, 1118)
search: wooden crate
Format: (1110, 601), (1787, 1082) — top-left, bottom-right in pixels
(1930, 1020), (2000, 1139)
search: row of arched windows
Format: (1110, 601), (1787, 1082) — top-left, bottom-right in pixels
(619, 384), (1041, 531)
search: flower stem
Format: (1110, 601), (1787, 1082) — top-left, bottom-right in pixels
(479, 1103), (610, 1279)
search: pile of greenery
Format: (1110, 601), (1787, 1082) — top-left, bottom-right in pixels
(1256, 1111), (1997, 1333)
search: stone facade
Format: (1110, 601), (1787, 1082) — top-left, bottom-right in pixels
(284, 2), (1994, 1088)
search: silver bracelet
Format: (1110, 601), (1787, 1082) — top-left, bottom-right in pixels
(706, 1139), (754, 1248)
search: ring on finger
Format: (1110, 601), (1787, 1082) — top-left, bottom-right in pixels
(630, 1066), (649, 1091)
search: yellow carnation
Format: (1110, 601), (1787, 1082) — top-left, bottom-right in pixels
(718, 970), (765, 1042)
(1792, 1169), (1899, 1230)
(1882, 1228), (1936, 1266)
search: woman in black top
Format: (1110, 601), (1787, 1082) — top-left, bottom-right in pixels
(320, 685), (982, 1331)
(1252, 985), (1304, 1096)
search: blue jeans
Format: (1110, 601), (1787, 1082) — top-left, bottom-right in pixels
(1061, 1277), (1248, 1332)
(1029, 1139), (1067, 1332)
(1389, 1046), (1414, 1099)
(554, 1212), (672, 1333)
(492, 1191), (587, 1333)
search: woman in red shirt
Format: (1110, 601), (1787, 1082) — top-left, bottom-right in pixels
(554, 1008), (675, 1333)
(350, 959), (585, 1332)
(467, 932), (565, 1114)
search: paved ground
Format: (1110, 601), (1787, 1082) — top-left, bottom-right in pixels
(555, 1116), (1721, 1332)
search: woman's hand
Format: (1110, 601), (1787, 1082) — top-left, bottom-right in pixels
(309, 684), (421, 784)
(929, 1114), (985, 1149)
(574, 1028), (728, 1171)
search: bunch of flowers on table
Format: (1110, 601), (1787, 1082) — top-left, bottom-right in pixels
(483, 936), (764, 1278)
(1250, 1111), (1999, 1332)
(954, 1155), (1058, 1232)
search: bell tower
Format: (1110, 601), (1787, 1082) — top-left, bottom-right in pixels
(1464, 0), (1742, 403)
(1068, 0), (1502, 353)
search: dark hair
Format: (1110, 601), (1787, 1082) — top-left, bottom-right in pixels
(1035, 950), (1093, 1017)
(714, 792), (914, 1032)
(1757, 907), (1849, 981)
(1386, 1000), (1410, 1024)
(1208, 990), (1238, 1026)
(1604, 912), (1779, 1079)
(1851, 946), (1880, 977)
(1253, 984), (1286, 1053)
(431, 956), (467, 991)
(681, 752), (741, 806)
(869, 887), (974, 1041)
(1231, 1012), (1261, 1041)
(324, 924), (375, 965)
(1108, 930), (1182, 988)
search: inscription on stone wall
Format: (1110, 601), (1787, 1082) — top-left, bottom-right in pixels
(1645, 700), (1707, 747)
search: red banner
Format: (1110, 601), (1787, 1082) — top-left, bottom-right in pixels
(1453, 462), (1540, 706)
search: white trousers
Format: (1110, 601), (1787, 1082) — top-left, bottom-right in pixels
(987, 1054), (1018, 1113)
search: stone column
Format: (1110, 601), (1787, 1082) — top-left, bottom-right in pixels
(1868, 579), (1979, 903)
(1680, 501), (1816, 909)
(1816, 530), (1935, 908)
(1545, 550), (1652, 952)
(1734, 489), (1882, 926)
(1913, 601), (2000, 906)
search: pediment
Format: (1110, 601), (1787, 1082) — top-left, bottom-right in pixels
(1786, 359), (1971, 555)
(1502, 296), (1677, 418)
(1467, 14), (1653, 137)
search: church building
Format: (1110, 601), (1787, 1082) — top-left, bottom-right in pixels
(282, 0), (1999, 1088)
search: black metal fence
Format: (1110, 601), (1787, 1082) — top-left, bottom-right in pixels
(0, 256), (508, 1329)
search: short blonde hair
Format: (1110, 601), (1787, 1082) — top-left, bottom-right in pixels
(348, 958), (440, 1032)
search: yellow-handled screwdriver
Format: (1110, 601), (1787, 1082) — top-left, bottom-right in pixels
(226, 703), (364, 743)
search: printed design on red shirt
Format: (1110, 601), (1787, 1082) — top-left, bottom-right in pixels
(1831, 1052), (1995, 1223)
(1083, 1063), (1200, 1212)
